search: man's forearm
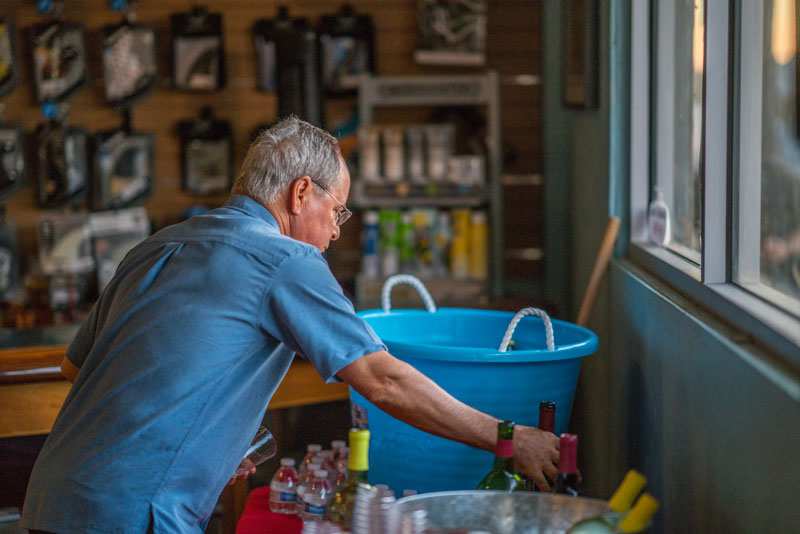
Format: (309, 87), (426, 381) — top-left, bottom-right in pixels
(346, 353), (498, 452)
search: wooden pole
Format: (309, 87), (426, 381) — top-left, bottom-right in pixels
(576, 216), (621, 326)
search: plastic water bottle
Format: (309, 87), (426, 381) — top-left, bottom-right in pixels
(269, 458), (299, 514)
(296, 462), (322, 513)
(299, 469), (332, 522)
(331, 440), (346, 459)
(300, 444), (322, 475)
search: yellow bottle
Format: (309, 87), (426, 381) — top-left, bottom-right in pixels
(326, 429), (370, 529)
(450, 209), (471, 279)
(468, 210), (488, 280)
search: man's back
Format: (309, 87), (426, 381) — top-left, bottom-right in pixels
(23, 197), (326, 533)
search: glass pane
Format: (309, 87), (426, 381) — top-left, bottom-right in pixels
(753, 0), (800, 312)
(652, 0), (704, 264)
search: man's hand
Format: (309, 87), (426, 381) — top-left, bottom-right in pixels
(513, 426), (559, 491)
(227, 458), (257, 486)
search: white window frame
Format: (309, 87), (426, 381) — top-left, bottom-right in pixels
(629, 0), (800, 367)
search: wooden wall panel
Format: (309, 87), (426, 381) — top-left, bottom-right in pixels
(0, 0), (543, 290)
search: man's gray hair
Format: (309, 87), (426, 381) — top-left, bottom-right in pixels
(232, 116), (342, 204)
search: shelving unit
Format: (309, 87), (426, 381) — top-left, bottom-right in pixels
(356, 72), (503, 299)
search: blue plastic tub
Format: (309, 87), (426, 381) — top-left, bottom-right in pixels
(350, 307), (598, 495)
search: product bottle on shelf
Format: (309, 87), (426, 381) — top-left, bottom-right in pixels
(398, 212), (416, 272)
(450, 208), (471, 279)
(554, 433), (580, 496)
(379, 209), (400, 276)
(476, 420), (523, 491)
(566, 470), (649, 533)
(468, 210), (488, 280)
(326, 428), (371, 529)
(431, 211), (451, 277)
(568, 493), (659, 533)
(269, 458), (299, 514)
(361, 211), (380, 279)
(298, 469), (332, 522)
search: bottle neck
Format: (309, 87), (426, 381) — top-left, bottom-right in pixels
(538, 402), (556, 433)
(493, 436), (514, 470)
(348, 468), (369, 483)
(559, 434), (578, 474)
(493, 455), (515, 472)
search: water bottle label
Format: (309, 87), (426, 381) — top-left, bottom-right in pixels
(304, 503), (325, 516)
(279, 491), (296, 503)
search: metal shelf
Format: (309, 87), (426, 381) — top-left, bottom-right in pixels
(350, 181), (488, 209)
(358, 73), (503, 298)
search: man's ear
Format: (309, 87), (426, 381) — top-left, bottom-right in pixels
(288, 176), (313, 215)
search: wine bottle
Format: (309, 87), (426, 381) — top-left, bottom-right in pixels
(525, 400), (557, 491)
(326, 428), (371, 528)
(538, 401), (556, 433)
(553, 433), (580, 496)
(568, 492), (659, 533)
(566, 470), (649, 533)
(476, 420), (523, 491)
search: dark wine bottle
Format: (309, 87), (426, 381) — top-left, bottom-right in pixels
(538, 401), (556, 433)
(524, 401), (558, 491)
(553, 433), (580, 496)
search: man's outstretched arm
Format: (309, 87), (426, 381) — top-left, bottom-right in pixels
(337, 350), (560, 490)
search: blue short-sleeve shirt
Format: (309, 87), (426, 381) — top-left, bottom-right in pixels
(21, 195), (385, 533)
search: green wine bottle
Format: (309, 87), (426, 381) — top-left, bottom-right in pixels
(566, 470), (650, 533)
(567, 493), (659, 533)
(326, 428), (371, 528)
(476, 420), (523, 491)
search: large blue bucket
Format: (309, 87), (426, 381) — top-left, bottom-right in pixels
(350, 305), (597, 495)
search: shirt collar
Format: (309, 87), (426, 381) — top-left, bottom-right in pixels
(226, 195), (280, 229)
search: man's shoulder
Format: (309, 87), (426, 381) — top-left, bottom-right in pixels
(144, 209), (323, 268)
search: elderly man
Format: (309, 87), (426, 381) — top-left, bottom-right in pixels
(22, 117), (558, 533)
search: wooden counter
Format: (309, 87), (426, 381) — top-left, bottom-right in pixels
(0, 344), (348, 439)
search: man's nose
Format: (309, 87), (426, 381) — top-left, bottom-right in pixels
(331, 225), (341, 241)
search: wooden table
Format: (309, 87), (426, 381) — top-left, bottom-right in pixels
(0, 342), (350, 533)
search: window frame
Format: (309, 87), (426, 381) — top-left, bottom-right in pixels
(629, 0), (800, 368)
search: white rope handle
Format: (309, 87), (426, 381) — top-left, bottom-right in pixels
(498, 307), (555, 352)
(381, 275), (437, 313)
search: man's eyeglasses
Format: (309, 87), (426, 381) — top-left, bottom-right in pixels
(311, 179), (352, 227)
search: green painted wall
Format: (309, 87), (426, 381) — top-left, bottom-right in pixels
(543, 1), (800, 532)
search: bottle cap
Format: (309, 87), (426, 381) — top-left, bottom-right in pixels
(307, 444), (322, 452)
(618, 493), (659, 533)
(308, 462), (321, 471)
(609, 470), (647, 513)
(365, 211), (379, 224)
(280, 458), (296, 467)
(331, 440), (346, 449)
(559, 434), (578, 473)
(314, 469), (328, 479)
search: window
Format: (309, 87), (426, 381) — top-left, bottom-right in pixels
(652, 0), (704, 264)
(734, 0), (800, 317)
(630, 0), (800, 365)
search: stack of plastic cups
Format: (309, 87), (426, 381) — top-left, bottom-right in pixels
(351, 484), (378, 534)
